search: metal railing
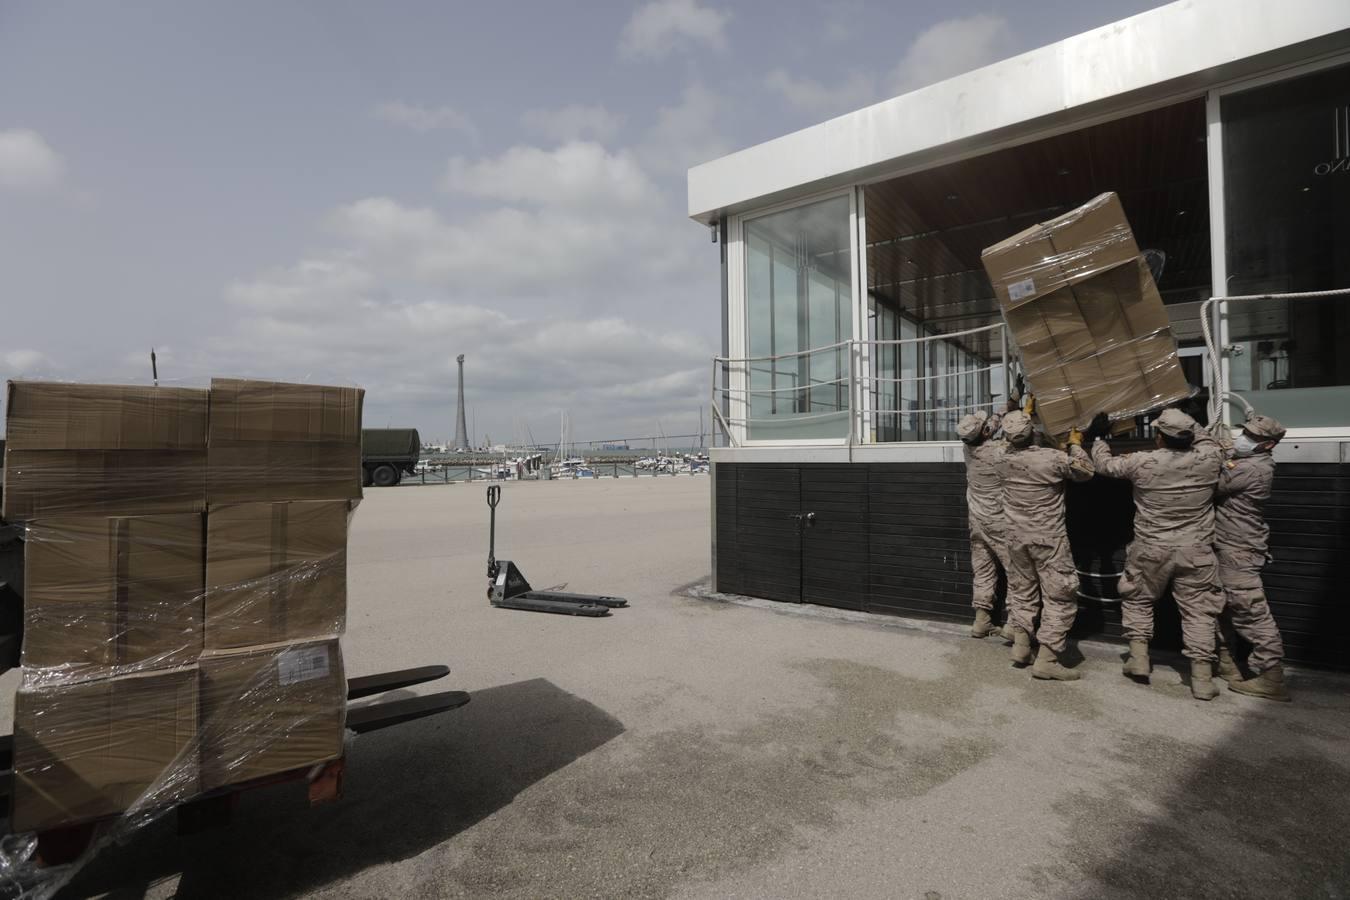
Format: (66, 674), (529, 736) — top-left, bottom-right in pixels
(711, 322), (1010, 448)
(1200, 287), (1350, 428)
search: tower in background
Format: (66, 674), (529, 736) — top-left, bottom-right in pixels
(453, 354), (469, 451)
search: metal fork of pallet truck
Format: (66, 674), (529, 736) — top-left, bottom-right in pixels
(485, 485), (627, 616)
(345, 665), (470, 733)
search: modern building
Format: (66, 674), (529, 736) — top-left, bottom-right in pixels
(689, 0), (1349, 668)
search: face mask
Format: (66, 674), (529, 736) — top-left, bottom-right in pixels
(1232, 433), (1260, 457)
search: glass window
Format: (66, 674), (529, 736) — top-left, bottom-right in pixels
(743, 195), (852, 440)
(1222, 63), (1350, 428)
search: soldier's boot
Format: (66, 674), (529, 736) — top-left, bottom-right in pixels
(971, 608), (995, 639)
(1228, 664), (1291, 702)
(1122, 640), (1151, 681)
(1031, 644), (1080, 681)
(1215, 647), (1242, 684)
(1010, 627), (1033, 667)
(1190, 660), (1219, 701)
(1000, 622), (1015, 643)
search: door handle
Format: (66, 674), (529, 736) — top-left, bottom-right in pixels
(804, 512), (816, 526)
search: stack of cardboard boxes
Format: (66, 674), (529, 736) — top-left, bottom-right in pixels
(2, 377), (363, 832)
(980, 192), (1192, 438)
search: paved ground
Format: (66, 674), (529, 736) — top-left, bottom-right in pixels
(50, 476), (1350, 899)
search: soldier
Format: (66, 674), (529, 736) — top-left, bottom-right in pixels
(1214, 412), (1290, 701)
(997, 410), (1094, 680)
(958, 410), (1008, 639)
(1086, 408), (1226, 700)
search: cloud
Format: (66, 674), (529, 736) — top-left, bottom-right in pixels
(521, 104), (624, 143)
(442, 142), (660, 211)
(2, 349), (52, 372)
(618, 0), (730, 61)
(216, 258), (712, 442)
(636, 83), (729, 176)
(373, 101), (479, 140)
(764, 69), (876, 118)
(889, 13), (1012, 95)
(0, 129), (65, 191)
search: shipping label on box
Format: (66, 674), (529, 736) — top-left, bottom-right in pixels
(204, 501), (349, 649)
(982, 193), (1141, 309)
(23, 514), (204, 684)
(198, 638), (345, 791)
(12, 666), (199, 833)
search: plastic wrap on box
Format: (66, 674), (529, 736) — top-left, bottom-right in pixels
(204, 500), (350, 649)
(981, 194), (1192, 436)
(2, 381), (208, 522)
(198, 637), (347, 791)
(206, 378), (364, 504)
(21, 514), (203, 687)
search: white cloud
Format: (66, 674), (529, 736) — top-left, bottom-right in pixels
(636, 83), (729, 176)
(521, 104), (624, 143)
(442, 142), (660, 211)
(2, 349), (52, 371)
(373, 101), (479, 140)
(889, 13), (1012, 95)
(0, 129), (65, 191)
(618, 0), (730, 61)
(764, 69), (876, 118)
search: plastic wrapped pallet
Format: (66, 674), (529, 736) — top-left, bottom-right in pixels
(980, 193), (1192, 437)
(0, 377), (360, 899)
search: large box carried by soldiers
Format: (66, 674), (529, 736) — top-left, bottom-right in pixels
(207, 378), (364, 504)
(2, 382), (208, 521)
(981, 193), (1192, 437)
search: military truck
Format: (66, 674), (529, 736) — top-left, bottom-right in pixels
(362, 428), (421, 487)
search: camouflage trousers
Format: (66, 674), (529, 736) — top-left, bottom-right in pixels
(969, 520), (1008, 612)
(1006, 537), (1078, 654)
(1118, 541), (1224, 662)
(1215, 546), (1285, 672)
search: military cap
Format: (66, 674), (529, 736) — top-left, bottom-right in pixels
(1155, 408), (1196, 439)
(1002, 410), (1033, 442)
(956, 410), (989, 441)
(1243, 413), (1286, 442)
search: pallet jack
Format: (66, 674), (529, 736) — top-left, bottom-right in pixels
(485, 485), (628, 616)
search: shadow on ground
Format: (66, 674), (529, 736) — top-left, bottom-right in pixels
(61, 678), (624, 900)
(1031, 676), (1350, 899)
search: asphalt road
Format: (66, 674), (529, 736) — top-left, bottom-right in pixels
(51, 476), (1350, 899)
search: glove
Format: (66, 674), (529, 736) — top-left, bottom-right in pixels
(1085, 412), (1111, 440)
(1023, 392), (1036, 416)
(1067, 428), (1083, 447)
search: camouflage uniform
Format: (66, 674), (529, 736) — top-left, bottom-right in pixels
(960, 421), (1009, 614)
(1090, 410), (1226, 661)
(997, 414), (1094, 654)
(1215, 415), (1286, 673)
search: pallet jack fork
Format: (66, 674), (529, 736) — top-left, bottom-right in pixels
(485, 485), (628, 616)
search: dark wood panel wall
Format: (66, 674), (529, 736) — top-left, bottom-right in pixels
(713, 461), (1349, 670)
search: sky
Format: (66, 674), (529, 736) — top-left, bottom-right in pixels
(0, 0), (1165, 446)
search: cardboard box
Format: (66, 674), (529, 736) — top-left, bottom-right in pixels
(981, 196), (1192, 436)
(198, 638), (345, 791)
(23, 514), (204, 681)
(982, 193), (1140, 309)
(206, 379), (364, 504)
(12, 666), (199, 832)
(204, 501), (349, 649)
(2, 382), (208, 521)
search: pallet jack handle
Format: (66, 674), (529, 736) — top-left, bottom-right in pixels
(486, 485), (501, 580)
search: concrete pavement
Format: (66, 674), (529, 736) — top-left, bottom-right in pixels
(57, 476), (1350, 899)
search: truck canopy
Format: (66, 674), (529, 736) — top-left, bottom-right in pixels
(362, 428), (420, 460)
